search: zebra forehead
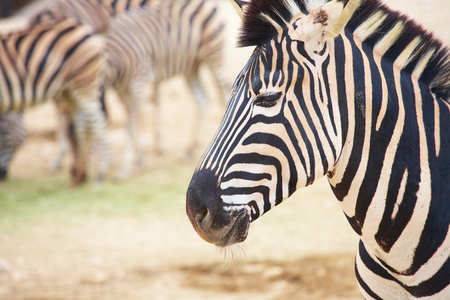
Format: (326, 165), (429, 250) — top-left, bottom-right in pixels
(238, 0), (306, 48)
(237, 0), (331, 48)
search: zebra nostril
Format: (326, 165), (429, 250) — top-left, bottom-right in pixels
(200, 208), (208, 221)
(196, 207), (211, 229)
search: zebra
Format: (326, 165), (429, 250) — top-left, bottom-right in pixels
(31, 0), (229, 177)
(185, 0), (450, 298)
(104, 0), (229, 176)
(0, 0), (31, 180)
(0, 18), (109, 185)
(0, 0), (110, 179)
(0, 112), (26, 179)
(28, 0), (147, 174)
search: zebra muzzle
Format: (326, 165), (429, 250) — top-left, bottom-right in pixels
(187, 200), (250, 247)
(186, 169), (250, 247)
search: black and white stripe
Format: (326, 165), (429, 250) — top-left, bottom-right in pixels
(29, 0), (151, 176)
(31, 0), (229, 177)
(31, 0), (152, 32)
(186, 0), (449, 298)
(0, 19), (109, 185)
(105, 0), (228, 176)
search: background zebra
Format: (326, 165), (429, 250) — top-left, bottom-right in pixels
(104, 0), (229, 177)
(30, 0), (229, 178)
(31, 0), (112, 32)
(31, 0), (154, 32)
(186, 0), (449, 298)
(0, 18), (109, 185)
(0, 0), (32, 179)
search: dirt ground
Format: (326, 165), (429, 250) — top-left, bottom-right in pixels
(1, 1), (449, 299)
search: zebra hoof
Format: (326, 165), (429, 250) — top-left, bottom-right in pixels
(70, 169), (88, 187)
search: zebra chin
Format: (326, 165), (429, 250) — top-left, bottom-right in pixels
(186, 169), (251, 247)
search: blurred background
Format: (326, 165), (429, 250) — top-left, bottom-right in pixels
(0, 0), (448, 299)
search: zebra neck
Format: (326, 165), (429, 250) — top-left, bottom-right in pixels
(326, 29), (450, 276)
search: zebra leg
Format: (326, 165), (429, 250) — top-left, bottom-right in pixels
(70, 100), (109, 185)
(185, 72), (208, 158)
(150, 82), (167, 156)
(207, 59), (231, 106)
(49, 101), (70, 171)
(85, 100), (110, 182)
(65, 115), (79, 181)
(118, 84), (148, 179)
(70, 106), (88, 186)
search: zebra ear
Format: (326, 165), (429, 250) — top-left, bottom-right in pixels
(290, 0), (360, 51)
(229, 0), (251, 20)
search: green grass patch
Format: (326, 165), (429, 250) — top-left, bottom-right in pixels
(0, 164), (194, 232)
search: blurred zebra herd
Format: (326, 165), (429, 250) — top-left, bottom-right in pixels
(0, 0), (229, 185)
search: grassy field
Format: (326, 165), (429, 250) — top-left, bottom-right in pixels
(0, 164), (190, 231)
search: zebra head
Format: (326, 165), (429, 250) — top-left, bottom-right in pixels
(186, 0), (360, 247)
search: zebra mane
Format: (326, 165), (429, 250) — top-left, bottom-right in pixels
(238, 0), (306, 48)
(238, 0), (450, 101)
(348, 0), (450, 101)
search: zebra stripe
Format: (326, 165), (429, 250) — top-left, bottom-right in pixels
(186, 0), (449, 298)
(0, 19), (109, 185)
(31, 0), (152, 32)
(103, 0), (228, 176)
(0, 20), (103, 110)
(31, 0), (229, 178)
(32, 0), (112, 32)
(98, 0), (150, 14)
(106, 0), (227, 100)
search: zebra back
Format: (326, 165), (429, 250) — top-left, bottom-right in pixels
(98, 0), (151, 15)
(105, 0), (226, 87)
(31, 0), (112, 32)
(31, 0), (155, 32)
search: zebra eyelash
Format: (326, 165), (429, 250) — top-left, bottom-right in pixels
(253, 91), (283, 108)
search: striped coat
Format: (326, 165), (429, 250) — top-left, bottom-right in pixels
(105, 0), (228, 176)
(31, 0), (229, 178)
(0, 19), (108, 185)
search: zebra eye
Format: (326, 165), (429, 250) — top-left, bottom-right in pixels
(253, 91), (282, 108)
